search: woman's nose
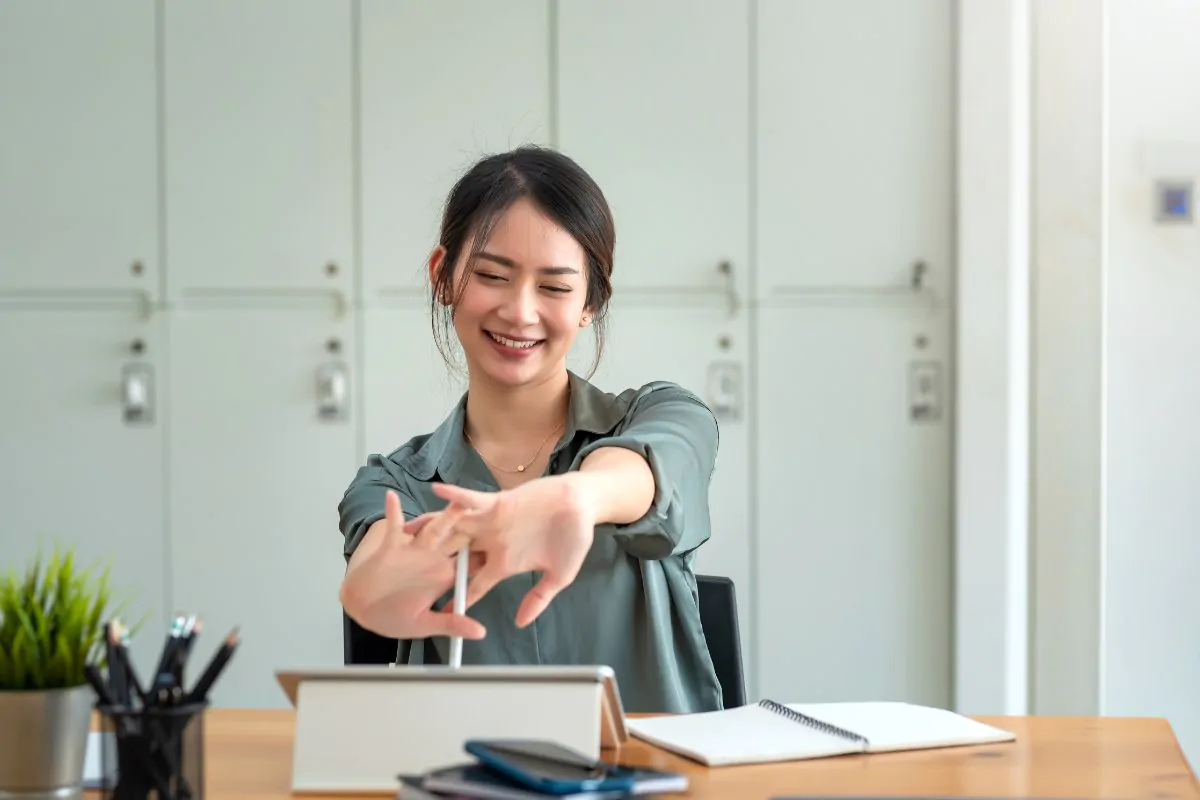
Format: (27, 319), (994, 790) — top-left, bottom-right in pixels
(497, 286), (538, 326)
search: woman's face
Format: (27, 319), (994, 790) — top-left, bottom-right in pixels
(436, 197), (592, 389)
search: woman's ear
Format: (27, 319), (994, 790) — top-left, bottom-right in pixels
(428, 246), (451, 306)
(579, 309), (594, 328)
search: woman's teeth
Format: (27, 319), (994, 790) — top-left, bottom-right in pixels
(488, 332), (540, 349)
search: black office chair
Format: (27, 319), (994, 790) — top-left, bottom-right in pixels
(342, 611), (401, 665)
(342, 573), (747, 708)
(696, 574), (747, 708)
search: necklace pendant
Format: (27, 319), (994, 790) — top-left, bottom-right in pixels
(516, 465), (525, 472)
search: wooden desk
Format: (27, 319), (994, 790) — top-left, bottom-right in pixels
(95, 709), (1200, 799)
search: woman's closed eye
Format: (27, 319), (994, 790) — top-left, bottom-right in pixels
(476, 271), (572, 294)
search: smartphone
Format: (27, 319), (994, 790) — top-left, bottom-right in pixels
(462, 739), (643, 795)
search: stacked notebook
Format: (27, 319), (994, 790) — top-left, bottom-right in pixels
(626, 700), (1015, 767)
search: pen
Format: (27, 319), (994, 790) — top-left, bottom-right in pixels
(175, 616), (202, 683)
(185, 627), (239, 705)
(151, 613), (189, 705)
(103, 621), (127, 706)
(86, 663), (118, 708)
(449, 546), (468, 668)
(113, 620), (149, 708)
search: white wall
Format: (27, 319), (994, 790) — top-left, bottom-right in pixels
(1104, 0), (1200, 767)
(1033, 0), (1200, 770)
(1030, 0), (1104, 717)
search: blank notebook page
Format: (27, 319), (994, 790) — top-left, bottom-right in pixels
(625, 704), (861, 766)
(785, 702), (1016, 753)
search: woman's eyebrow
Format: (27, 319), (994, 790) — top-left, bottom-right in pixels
(477, 250), (579, 275)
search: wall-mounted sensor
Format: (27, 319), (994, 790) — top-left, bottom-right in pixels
(1154, 179), (1193, 223)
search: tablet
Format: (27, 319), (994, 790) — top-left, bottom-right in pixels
(275, 664), (629, 747)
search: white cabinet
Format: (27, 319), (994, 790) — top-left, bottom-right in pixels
(756, 0), (954, 296)
(361, 306), (469, 459)
(753, 0), (955, 707)
(754, 306), (952, 707)
(0, 2), (159, 297)
(162, 1), (353, 301)
(557, 1), (750, 297)
(0, 309), (169, 674)
(359, 0), (551, 299)
(166, 308), (356, 708)
(578, 304), (753, 679)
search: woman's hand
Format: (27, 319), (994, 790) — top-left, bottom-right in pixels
(430, 476), (598, 629)
(340, 490), (487, 641)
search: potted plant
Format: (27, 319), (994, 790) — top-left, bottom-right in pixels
(0, 545), (133, 797)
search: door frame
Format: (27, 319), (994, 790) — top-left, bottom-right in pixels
(952, 0), (1034, 715)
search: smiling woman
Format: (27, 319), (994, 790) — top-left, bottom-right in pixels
(336, 145), (725, 714)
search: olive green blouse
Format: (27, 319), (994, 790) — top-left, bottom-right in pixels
(337, 371), (723, 713)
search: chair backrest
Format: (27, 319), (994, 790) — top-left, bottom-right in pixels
(696, 574), (747, 708)
(343, 574), (749, 708)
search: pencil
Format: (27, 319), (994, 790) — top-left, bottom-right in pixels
(449, 546), (468, 668)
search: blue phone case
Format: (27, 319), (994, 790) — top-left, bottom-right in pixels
(463, 740), (637, 795)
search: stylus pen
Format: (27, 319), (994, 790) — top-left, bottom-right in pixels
(449, 546), (469, 668)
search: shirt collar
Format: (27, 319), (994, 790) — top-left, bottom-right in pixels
(401, 370), (627, 483)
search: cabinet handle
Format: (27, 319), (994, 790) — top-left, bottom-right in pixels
(768, 259), (939, 310)
(316, 362), (349, 421)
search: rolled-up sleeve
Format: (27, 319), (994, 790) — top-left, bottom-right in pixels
(337, 454), (419, 559)
(573, 384), (719, 561)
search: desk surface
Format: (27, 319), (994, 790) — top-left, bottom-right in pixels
(99, 709), (1200, 799)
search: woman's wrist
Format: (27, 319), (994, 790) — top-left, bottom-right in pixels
(563, 446), (655, 526)
(558, 471), (604, 529)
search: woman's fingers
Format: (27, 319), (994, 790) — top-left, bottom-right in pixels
(438, 531), (472, 558)
(514, 572), (572, 629)
(464, 562), (506, 609)
(422, 609), (487, 640)
(403, 512), (439, 536)
(384, 489), (405, 530)
(431, 482), (495, 511)
(412, 504), (466, 551)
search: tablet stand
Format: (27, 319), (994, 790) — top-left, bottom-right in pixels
(280, 667), (623, 794)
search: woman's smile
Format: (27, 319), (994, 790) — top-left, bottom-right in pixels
(485, 329), (544, 358)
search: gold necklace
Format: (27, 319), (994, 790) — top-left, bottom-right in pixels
(465, 423), (564, 474)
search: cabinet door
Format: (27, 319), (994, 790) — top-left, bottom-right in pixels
(557, 1), (750, 297)
(576, 305), (753, 680)
(167, 308), (357, 708)
(360, 1), (551, 299)
(362, 306), (469, 460)
(757, 0), (953, 296)
(0, 2), (159, 297)
(162, 1), (353, 301)
(755, 306), (951, 706)
(0, 309), (168, 673)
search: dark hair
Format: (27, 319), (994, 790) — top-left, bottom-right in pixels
(430, 145), (615, 378)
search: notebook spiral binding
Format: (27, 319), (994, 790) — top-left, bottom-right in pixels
(757, 699), (871, 748)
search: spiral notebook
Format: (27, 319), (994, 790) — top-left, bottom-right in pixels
(626, 700), (1016, 767)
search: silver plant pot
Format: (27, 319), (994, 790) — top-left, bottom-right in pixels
(0, 684), (94, 799)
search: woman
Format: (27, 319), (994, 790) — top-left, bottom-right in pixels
(337, 146), (723, 713)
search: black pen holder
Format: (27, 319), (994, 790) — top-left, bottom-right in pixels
(95, 702), (207, 800)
